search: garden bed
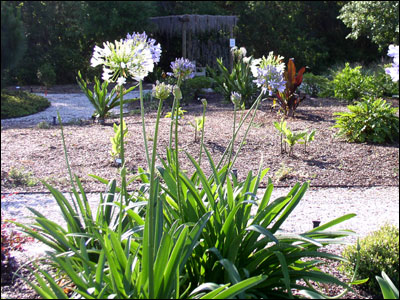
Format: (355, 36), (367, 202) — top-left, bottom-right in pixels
(1, 89), (399, 193)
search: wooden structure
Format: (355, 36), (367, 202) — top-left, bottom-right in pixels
(150, 15), (238, 70)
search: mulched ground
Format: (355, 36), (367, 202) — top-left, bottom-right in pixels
(1, 87), (399, 193)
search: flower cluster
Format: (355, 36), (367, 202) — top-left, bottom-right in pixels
(251, 51), (286, 96)
(152, 80), (173, 101)
(91, 32), (161, 85)
(167, 58), (196, 81)
(230, 91), (242, 108)
(385, 44), (399, 82)
(126, 32), (162, 64)
(231, 46), (247, 61)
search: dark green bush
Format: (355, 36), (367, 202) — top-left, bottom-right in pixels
(1, 90), (50, 119)
(37, 62), (56, 88)
(180, 76), (214, 103)
(333, 96), (399, 143)
(340, 224), (399, 296)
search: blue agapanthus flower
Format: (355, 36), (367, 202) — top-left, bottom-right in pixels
(126, 32), (162, 64)
(167, 58), (196, 81)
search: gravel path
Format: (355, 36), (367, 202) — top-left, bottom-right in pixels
(2, 186), (398, 257)
(1, 90), (151, 128)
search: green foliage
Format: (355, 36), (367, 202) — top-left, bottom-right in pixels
(276, 59), (306, 116)
(338, 1), (399, 50)
(110, 120), (128, 160)
(208, 54), (257, 108)
(333, 96), (399, 143)
(341, 224), (399, 296)
(76, 71), (137, 123)
(189, 116), (205, 142)
(1, 1), (26, 87)
(332, 63), (374, 101)
(6, 167), (38, 187)
(300, 73), (331, 97)
(37, 63), (56, 88)
(1, 90), (50, 119)
(180, 76), (214, 103)
(376, 271), (399, 299)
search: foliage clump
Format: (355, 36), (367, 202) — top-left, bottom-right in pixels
(1, 90), (50, 119)
(333, 96), (399, 143)
(340, 224), (399, 297)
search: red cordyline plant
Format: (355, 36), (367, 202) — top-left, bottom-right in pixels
(276, 58), (306, 117)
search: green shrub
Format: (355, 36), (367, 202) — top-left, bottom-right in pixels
(1, 90), (50, 119)
(300, 73), (331, 97)
(332, 63), (376, 101)
(180, 76), (214, 103)
(333, 96), (399, 143)
(364, 64), (400, 97)
(340, 224), (399, 296)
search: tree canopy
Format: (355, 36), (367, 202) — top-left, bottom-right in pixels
(338, 1), (399, 50)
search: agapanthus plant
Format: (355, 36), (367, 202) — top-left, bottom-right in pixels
(251, 51), (286, 96)
(385, 44), (399, 82)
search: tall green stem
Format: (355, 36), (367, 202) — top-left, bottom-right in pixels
(228, 94), (263, 172)
(216, 92), (263, 170)
(147, 98), (164, 299)
(139, 80), (151, 170)
(118, 84), (127, 237)
(198, 101), (207, 165)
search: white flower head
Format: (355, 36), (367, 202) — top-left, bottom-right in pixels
(91, 33), (160, 83)
(385, 44), (399, 82)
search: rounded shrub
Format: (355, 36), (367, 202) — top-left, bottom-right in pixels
(340, 224), (399, 296)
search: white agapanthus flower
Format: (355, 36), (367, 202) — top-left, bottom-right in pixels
(385, 44), (399, 82)
(91, 37), (155, 83)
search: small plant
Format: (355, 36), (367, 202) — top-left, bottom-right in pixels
(1, 90), (50, 119)
(189, 116), (205, 142)
(299, 129), (316, 153)
(333, 96), (399, 143)
(273, 118), (308, 156)
(164, 106), (187, 120)
(76, 70), (137, 124)
(110, 120), (128, 160)
(276, 58), (306, 117)
(6, 167), (37, 187)
(274, 162), (294, 181)
(36, 121), (50, 129)
(340, 224), (399, 296)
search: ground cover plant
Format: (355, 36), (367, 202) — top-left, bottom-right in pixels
(5, 32), (371, 299)
(1, 90), (50, 119)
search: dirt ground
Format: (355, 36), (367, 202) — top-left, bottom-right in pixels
(1, 86), (399, 193)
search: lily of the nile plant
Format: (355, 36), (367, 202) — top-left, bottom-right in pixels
(90, 33), (161, 245)
(385, 44), (399, 82)
(251, 51), (286, 96)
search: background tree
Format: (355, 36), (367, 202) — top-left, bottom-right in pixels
(338, 1), (399, 50)
(1, 1), (27, 87)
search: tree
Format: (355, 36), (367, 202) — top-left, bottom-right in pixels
(338, 1), (399, 50)
(1, 1), (27, 86)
